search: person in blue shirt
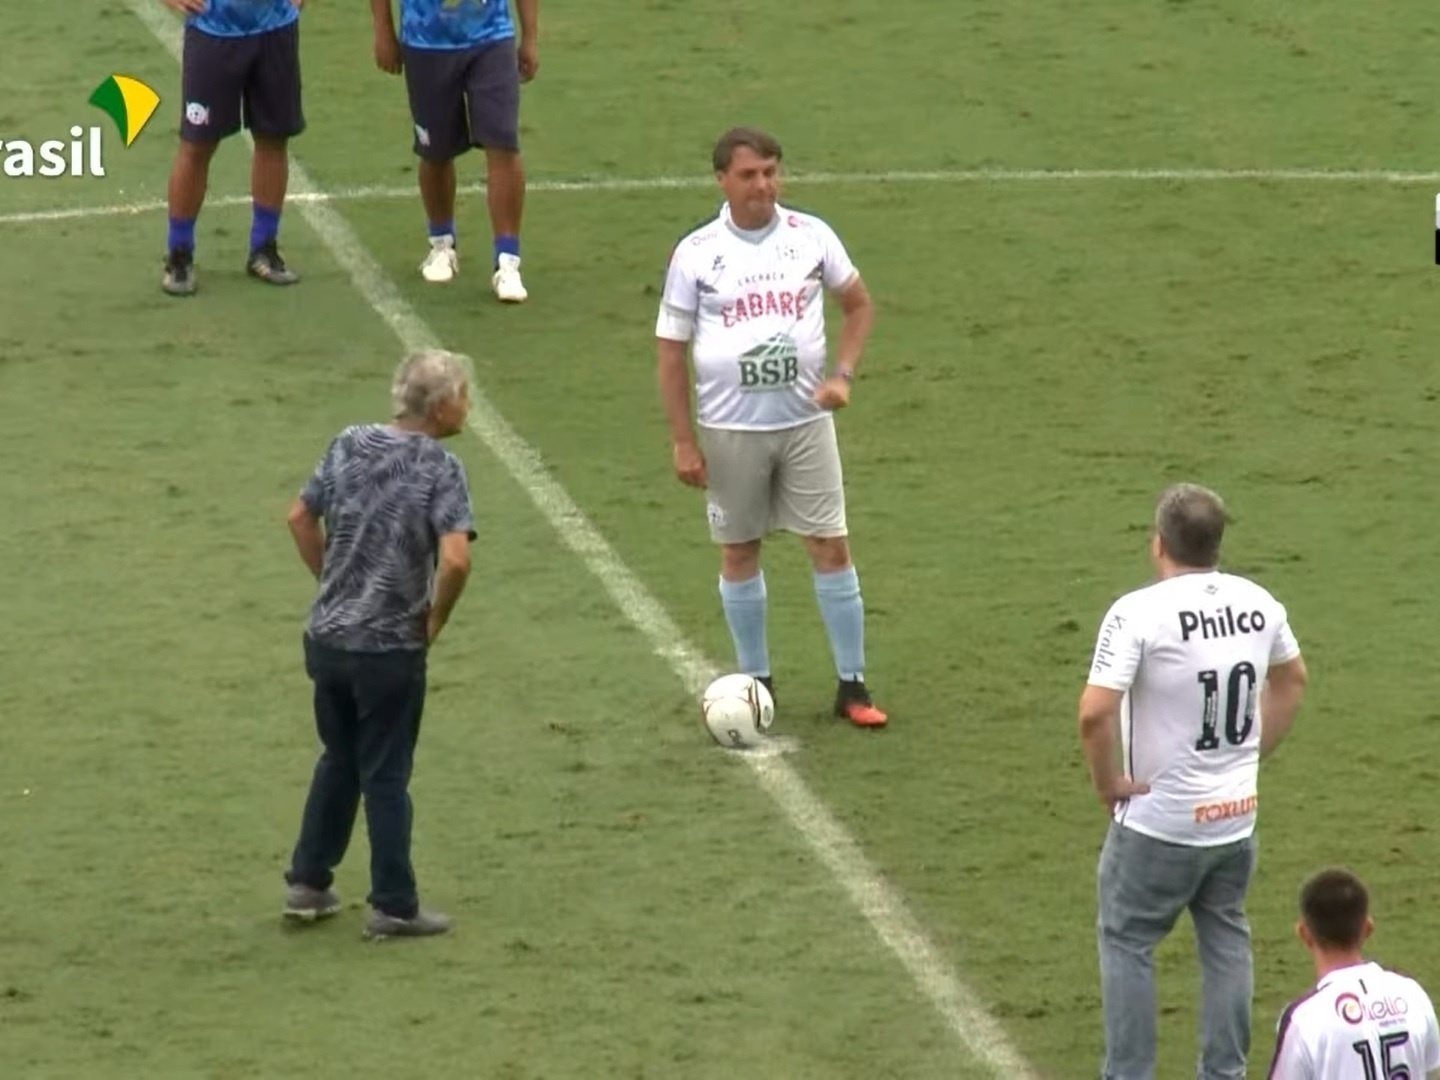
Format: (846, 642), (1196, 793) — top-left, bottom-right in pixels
(160, 0), (307, 297)
(370, 0), (539, 303)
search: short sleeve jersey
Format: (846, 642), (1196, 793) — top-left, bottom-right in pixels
(1086, 571), (1301, 846)
(656, 203), (859, 432)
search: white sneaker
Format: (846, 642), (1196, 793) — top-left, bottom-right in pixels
(491, 252), (527, 303)
(420, 236), (458, 283)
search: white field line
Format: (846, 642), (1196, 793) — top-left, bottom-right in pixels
(120, 0), (1038, 1075)
(5, 165), (1440, 227)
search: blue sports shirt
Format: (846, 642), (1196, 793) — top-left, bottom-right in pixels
(190, 0), (299, 38)
(401, 0), (516, 50)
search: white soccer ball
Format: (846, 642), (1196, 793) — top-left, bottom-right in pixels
(701, 674), (775, 749)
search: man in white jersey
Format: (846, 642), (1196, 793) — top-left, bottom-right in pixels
(1078, 483), (1310, 1079)
(1270, 868), (1440, 1079)
(655, 127), (885, 727)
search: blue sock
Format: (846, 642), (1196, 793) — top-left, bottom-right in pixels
(814, 566), (865, 682)
(494, 234), (519, 267)
(168, 215), (196, 253)
(250, 203), (281, 252)
(719, 573), (770, 677)
(428, 219), (455, 241)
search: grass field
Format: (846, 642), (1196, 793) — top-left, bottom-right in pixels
(2, 1), (1439, 1077)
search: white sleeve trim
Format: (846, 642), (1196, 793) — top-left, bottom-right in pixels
(655, 306), (696, 342)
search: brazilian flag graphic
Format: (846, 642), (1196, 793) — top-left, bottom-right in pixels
(88, 74), (161, 147)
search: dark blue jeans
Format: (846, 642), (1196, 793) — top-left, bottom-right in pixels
(285, 636), (427, 918)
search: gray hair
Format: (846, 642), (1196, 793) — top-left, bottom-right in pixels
(391, 349), (471, 420)
(1155, 483), (1227, 568)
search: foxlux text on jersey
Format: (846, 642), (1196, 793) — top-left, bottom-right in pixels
(1179, 606), (1267, 642)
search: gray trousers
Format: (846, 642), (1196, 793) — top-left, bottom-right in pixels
(1097, 821), (1258, 1080)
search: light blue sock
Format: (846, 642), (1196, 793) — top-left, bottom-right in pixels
(814, 566), (865, 682)
(719, 573), (770, 677)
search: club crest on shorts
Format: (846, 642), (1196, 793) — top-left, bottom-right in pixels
(706, 501), (727, 527)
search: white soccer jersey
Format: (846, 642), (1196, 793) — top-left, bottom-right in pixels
(655, 203), (859, 431)
(1086, 570), (1301, 846)
(1269, 962), (1440, 1079)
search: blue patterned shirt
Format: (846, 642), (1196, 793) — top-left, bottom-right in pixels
(400, 0), (515, 50)
(190, 0), (300, 38)
(300, 425), (476, 652)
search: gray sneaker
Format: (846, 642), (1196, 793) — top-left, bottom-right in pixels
(162, 247), (196, 296)
(283, 884), (343, 922)
(363, 908), (452, 941)
(246, 240), (299, 286)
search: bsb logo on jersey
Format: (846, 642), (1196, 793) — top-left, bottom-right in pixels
(737, 334), (800, 390)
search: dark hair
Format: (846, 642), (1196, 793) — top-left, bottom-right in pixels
(1155, 483), (1226, 568)
(1301, 868), (1370, 949)
(712, 127), (784, 172)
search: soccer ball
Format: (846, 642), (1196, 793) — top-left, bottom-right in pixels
(701, 674), (775, 749)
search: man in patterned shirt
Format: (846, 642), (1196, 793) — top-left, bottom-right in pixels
(281, 350), (476, 940)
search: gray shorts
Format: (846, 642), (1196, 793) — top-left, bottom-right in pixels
(700, 416), (847, 544)
(402, 39), (520, 159)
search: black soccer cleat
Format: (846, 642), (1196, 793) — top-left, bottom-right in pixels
(756, 675), (775, 707)
(162, 247), (196, 296)
(246, 239), (299, 286)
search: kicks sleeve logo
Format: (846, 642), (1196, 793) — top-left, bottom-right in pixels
(2, 73), (159, 179)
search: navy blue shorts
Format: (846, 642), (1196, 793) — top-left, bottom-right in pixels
(180, 23), (304, 142)
(402, 39), (520, 160)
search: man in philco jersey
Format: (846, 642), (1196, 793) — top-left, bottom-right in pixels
(1078, 483), (1310, 1079)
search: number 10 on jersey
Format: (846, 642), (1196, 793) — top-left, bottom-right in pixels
(1195, 663), (1258, 751)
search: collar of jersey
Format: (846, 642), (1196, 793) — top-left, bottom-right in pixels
(1316, 959), (1378, 989)
(721, 202), (782, 244)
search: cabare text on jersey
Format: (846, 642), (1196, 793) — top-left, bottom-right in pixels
(720, 288), (809, 328)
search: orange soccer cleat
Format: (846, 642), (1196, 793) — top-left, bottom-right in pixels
(834, 679), (888, 728)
